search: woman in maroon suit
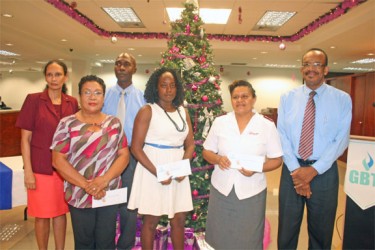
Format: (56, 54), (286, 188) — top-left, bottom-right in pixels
(16, 60), (79, 250)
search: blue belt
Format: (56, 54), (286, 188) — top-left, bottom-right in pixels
(145, 142), (183, 149)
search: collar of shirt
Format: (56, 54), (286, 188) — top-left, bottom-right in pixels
(302, 82), (327, 99)
(115, 83), (135, 96)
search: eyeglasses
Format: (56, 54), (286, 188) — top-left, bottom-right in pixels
(302, 62), (326, 69)
(232, 94), (250, 101)
(82, 90), (103, 97)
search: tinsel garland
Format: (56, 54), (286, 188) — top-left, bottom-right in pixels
(46, 0), (366, 43)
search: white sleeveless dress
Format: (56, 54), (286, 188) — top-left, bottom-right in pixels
(128, 104), (193, 218)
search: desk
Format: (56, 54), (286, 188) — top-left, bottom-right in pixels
(0, 156), (27, 208)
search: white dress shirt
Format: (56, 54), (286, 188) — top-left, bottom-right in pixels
(203, 112), (283, 200)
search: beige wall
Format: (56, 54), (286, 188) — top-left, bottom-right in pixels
(0, 64), (302, 112)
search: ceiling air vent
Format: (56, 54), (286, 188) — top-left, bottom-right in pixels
(230, 63), (247, 66)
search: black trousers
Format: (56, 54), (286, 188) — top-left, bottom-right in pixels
(69, 204), (118, 250)
(278, 160), (338, 250)
(117, 153), (138, 250)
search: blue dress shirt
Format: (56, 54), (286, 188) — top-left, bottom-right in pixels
(277, 83), (352, 174)
(102, 84), (146, 146)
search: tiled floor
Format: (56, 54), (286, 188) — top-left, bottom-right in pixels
(0, 162), (346, 250)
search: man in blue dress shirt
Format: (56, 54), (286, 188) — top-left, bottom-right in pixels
(277, 48), (352, 249)
(102, 52), (146, 250)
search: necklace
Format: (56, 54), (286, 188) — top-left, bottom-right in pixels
(159, 105), (186, 132)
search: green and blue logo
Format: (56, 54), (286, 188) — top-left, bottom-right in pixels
(349, 152), (375, 187)
(362, 152), (374, 171)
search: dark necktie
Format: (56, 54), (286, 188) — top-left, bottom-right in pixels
(298, 91), (316, 160)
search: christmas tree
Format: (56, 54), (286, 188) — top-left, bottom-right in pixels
(160, 1), (225, 231)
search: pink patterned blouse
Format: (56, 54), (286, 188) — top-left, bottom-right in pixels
(51, 114), (127, 208)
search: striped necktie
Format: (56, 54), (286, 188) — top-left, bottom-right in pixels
(116, 89), (126, 125)
(298, 91), (316, 160)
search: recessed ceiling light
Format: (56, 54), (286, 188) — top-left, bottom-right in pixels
(61, 39), (67, 42)
(0, 61), (14, 65)
(265, 64), (297, 68)
(137, 54), (142, 57)
(0, 50), (19, 56)
(99, 59), (115, 64)
(252, 57), (257, 60)
(253, 11), (296, 31)
(351, 58), (375, 64)
(5, 43), (13, 46)
(343, 67), (375, 71)
(128, 48), (135, 51)
(261, 51), (268, 54)
(103, 7), (145, 28)
(330, 46), (336, 49)
(166, 8), (231, 24)
(2, 13), (13, 18)
(367, 53), (374, 56)
(333, 62), (337, 65)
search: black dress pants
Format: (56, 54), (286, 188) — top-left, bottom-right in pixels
(278, 160), (338, 250)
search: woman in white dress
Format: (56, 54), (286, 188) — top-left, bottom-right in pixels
(128, 67), (195, 249)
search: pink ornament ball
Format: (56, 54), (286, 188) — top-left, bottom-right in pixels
(192, 189), (199, 197)
(192, 85), (198, 91)
(192, 213), (198, 221)
(201, 95), (209, 102)
(192, 151), (197, 158)
(199, 56), (206, 64)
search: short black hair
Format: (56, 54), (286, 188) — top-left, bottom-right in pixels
(78, 75), (106, 95)
(228, 80), (256, 98)
(116, 52), (137, 68)
(144, 68), (185, 107)
(303, 48), (329, 66)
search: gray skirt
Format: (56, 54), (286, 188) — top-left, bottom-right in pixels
(205, 185), (266, 249)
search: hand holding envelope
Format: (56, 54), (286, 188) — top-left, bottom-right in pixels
(156, 159), (192, 182)
(92, 187), (127, 208)
(228, 153), (265, 172)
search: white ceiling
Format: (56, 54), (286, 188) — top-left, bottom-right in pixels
(1, 0), (374, 73)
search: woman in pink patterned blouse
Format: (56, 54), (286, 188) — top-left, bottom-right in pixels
(51, 75), (129, 249)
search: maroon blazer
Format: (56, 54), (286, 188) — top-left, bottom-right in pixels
(16, 90), (79, 175)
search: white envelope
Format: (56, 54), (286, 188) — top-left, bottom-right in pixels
(156, 159), (192, 182)
(228, 153), (265, 172)
(92, 187), (127, 208)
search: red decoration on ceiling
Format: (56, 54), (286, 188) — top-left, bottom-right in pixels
(46, 0), (365, 43)
(238, 6), (242, 24)
(70, 1), (77, 9)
